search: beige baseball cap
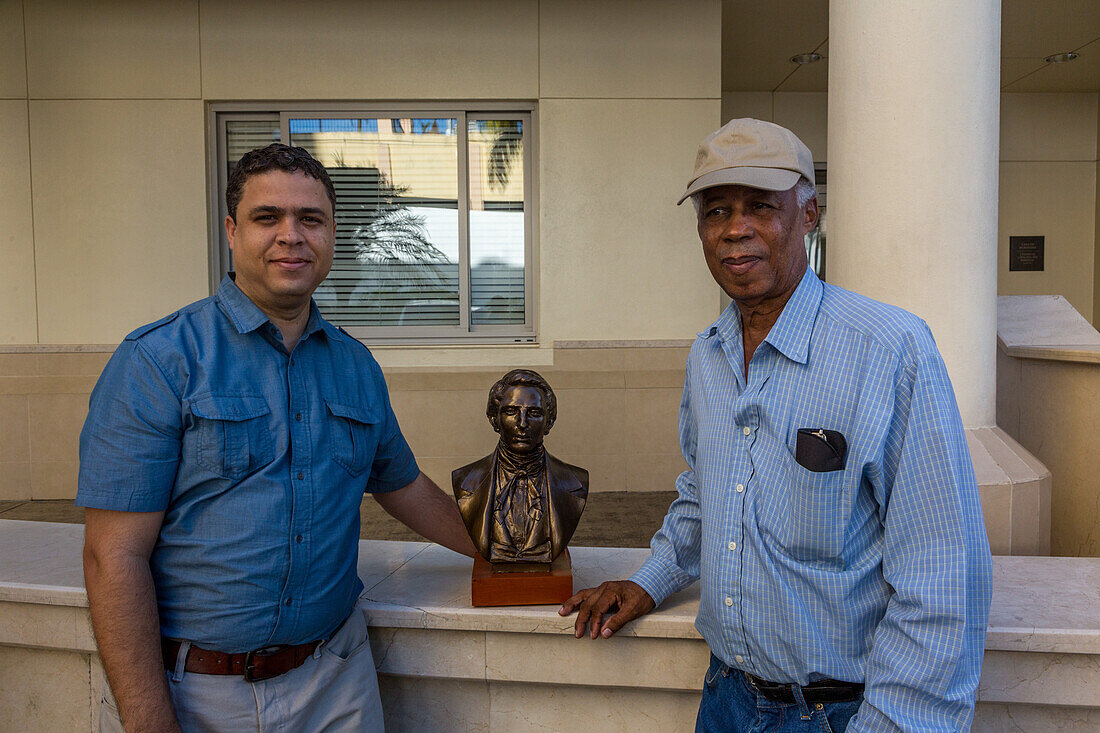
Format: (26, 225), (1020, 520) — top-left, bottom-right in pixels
(677, 118), (815, 205)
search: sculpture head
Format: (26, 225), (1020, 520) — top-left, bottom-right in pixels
(486, 369), (557, 454)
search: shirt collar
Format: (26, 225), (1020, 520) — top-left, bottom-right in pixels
(700, 266), (823, 366)
(214, 274), (329, 341)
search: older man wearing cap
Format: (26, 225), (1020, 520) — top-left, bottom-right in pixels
(560, 119), (992, 732)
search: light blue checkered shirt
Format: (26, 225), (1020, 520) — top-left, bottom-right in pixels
(631, 267), (993, 731)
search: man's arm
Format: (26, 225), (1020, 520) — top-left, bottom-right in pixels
(849, 349), (993, 732)
(373, 471), (477, 557)
(83, 508), (181, 733)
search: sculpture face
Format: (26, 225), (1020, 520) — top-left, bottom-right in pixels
(494, 385), (549, 454)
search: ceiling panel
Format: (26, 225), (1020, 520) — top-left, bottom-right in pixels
(1003, 41), (1100, 92)
(723, 0), (1100, 93)
(1001, 57), (1049, 89)
(1002, 0), (1100, 59)
(775, 59), (828, 92)
(722, 0), (827, 92)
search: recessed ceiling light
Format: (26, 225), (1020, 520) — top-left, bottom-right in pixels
(1044, 52), (1079, 63)
(790, 53), (823, 65)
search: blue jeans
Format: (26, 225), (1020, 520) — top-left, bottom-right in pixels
(695, 655), (862, 733)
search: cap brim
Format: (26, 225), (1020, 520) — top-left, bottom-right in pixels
(676, 167), (802, 205)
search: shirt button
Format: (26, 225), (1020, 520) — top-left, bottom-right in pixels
(296, 534), (303, 543)
(296, 471), (304, 480)
(735, 654), (744, 664)
(742, 426), (751, 436)
(724, 596), (733, 606)
(295, 413), (302, 421)
(285, 598), (292, 606)
(735, 483), (744, 493)
(728, 541), (736, 551)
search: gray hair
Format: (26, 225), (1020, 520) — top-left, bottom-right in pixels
(691, 175), (817, 218)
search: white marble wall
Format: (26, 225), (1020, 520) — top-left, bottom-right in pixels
(4, 523), (1100, 731)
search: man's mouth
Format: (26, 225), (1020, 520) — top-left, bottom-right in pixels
(271, 258), (311, 271)
(722, 255), (761, 275)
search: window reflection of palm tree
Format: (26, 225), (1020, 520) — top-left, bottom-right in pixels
(350, 173), (453, 321)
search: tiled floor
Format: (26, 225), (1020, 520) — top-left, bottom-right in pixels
(0, 492), (678, 548)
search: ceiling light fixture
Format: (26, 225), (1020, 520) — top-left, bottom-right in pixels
(1044, 52), (1079, 63)
(790, 53), (823, 65)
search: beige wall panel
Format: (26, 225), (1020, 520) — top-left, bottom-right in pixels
(998, 162), (1096, 321)
(1095, 159), (1100, 326)
(772, 92), (828, 162)
(0, 100), (37, 344)
(30, 100), (209, 344)
(24, 0), (200, 99)
(200, 0), (537, 100)
(1000, 93), (1097, 162)
(539, 0), (719, 99)
(721, 92), (772, 125)
(0, 0), (26, 98)
(539, 99), (720, 342)
(0, 647), (91, 733)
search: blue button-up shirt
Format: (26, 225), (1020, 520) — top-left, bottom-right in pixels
(631, 268), (993, 731)
(77, 276), (420, 652)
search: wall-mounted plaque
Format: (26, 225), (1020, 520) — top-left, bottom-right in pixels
(1009, 236), (1044, 272)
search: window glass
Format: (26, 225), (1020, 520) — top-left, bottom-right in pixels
(216, 107), (533, 341)
(291, 118), (461, 327)
(469, 119), (525, 325)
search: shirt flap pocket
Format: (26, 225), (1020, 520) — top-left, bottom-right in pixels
(324, 398), (380, 425)
(191, 394), (271, 422)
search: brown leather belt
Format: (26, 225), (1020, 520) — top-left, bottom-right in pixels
(162, 638), (321, 682)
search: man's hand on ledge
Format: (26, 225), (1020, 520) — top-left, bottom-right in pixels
(559, 580), (655, 639)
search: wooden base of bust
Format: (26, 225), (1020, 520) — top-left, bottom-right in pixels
(471, 550), (573, 607)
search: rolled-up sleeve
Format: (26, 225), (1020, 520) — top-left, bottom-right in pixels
(76, 340), (183, 512)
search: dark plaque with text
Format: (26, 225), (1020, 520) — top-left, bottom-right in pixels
(1009, 236), (1044, 271)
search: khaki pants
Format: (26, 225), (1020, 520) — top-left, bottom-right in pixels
(99, 598), (383, 732)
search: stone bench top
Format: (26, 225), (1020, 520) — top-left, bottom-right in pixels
(3, 519), (1099, 654)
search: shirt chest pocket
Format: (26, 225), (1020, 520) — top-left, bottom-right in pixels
(325, 399), (380, 477)
(757, 452), (854, 565)
(191, 395), (275, 480)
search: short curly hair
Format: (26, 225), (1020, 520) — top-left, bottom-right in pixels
(486, 369), (557, 432)
(226, 143), (336, 221)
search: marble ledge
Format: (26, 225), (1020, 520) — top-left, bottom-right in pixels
(5, 521), (1100, 655)
(997, 294), (1100, 364)
(0, 344), (117, 354)
(997, 342), (1100, 364)
(554, 339), (695, 349)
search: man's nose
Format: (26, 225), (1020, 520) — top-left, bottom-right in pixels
(722, 210), (753, 241)
(276, 217), (305, 245)
(517, 409), (528, 428)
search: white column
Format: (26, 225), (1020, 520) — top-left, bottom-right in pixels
(827, 0), (1000, 427)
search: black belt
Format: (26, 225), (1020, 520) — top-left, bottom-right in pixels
(745, 672), (864, 704)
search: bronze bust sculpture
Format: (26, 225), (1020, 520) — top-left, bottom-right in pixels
(452, 369), (589, 564)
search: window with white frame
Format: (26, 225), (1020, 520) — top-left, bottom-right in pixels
(211, 105), (535, 343)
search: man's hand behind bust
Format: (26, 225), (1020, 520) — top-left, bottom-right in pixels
(559, 580), (655, 639)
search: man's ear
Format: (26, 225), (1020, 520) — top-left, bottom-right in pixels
(802, 198), (820, 234)
(225, 215), (237, 251)
(488, 415), (500, 433)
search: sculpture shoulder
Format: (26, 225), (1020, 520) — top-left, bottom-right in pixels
(546, 453), (589, 494)
(452, 454), (493, 497)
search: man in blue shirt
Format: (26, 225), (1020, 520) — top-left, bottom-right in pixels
(78, 143), (474, 732)
(561, 119), (993, 731)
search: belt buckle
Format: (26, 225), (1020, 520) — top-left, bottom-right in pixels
(243, 645), (287, 682)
